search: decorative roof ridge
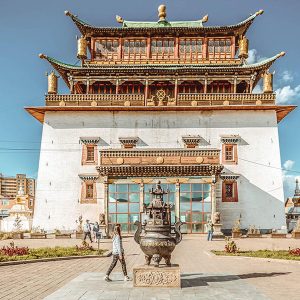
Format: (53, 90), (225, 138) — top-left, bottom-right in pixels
(39, 52), (285, 72)
(64, 9), (263, 35)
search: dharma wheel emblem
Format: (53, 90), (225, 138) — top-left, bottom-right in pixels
(156, 89), (166, 101)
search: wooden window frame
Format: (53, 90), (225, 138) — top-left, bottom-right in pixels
(207, 38), (232, 60)
(179, 38), (203, 61)
(81, 181), (97, 204)
(122, 38), (147, 61)
(151, 38), (175, 60)
(222, 181), (238, 202)
(92, 38), (119, 61)
(82, 144), (98, 165)
(222, 144), (238, 164)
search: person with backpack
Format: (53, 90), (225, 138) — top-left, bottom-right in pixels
(104, 224), (130, 282)
(92, 221), (100, 242)
(83, 219), (93, 243)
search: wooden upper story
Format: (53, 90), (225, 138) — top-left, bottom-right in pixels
(64, 5), (264, 65)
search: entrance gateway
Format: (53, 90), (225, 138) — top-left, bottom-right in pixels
(108, 178), (212, 234)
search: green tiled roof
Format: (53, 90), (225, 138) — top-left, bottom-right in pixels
(122, 20), (204, 28)
(64, 10), (264, 36)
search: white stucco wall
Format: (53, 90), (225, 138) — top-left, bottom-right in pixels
(33, 110), (285, 231)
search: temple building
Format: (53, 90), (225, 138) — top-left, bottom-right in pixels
(286, 179), (300, 232)
(26, 5), (296, 234)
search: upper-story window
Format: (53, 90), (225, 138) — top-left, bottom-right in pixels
(151, 39), (175, 59)
(94, 39), (119, 60)
(208, 38), (231, 59)
(92, 81), (116, 94)
(119, 81), (145, 94)
(208, 81), (232, 93)
(123, 39), (147, 60)
(179, 38), (203, 60)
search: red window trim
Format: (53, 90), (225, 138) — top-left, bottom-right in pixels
(222, 181), (238, 202)
(222, 144), (238, 165)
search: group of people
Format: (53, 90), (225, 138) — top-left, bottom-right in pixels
(83, 219), (102, 243)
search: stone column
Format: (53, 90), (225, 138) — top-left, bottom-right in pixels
(175, 180), (180, 222)
(204, 74), (208, 94)
(145, 79), (149, 105)
(86, 78), (90, 94)
(103, 177), (109, 237)
(211, 177), (216, 222)
(233, 76), (237, 94)
(174, 78), (178, 105)
(139, 180), (144, 213)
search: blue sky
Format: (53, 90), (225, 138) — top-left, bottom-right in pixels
(0, 0), (299, 197)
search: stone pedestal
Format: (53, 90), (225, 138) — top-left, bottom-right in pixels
(133, 265), (181, 288)
(213, 224), (224, 239)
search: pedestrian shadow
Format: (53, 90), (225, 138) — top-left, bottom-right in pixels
(181, 272), (291, 288)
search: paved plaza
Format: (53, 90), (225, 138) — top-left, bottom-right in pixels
(0, 236), (299, 300)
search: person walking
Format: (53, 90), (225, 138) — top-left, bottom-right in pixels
(104, 224), (130, 282)
(83, 219), (93, 243)
(207, 220), (214, 241)
(92, 221), (100, 242)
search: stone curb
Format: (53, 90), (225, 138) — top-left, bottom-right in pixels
(0, 250), (112, 267)
(210, 251), (300, 265)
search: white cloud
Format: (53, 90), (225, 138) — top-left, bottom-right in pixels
(247, 49), (267, 64)
(283, 160), (295, 170)
(275, 85), (300, 104)
(281, 70), (293, 83)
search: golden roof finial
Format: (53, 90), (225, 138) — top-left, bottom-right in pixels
(278, 51), (286, 57)
(158, 4), (166, 21)
(39, 53), (47, 59)
(201, 14), (209, 23)
(116, 15), (124, 23)
(255, 9), (264, 16)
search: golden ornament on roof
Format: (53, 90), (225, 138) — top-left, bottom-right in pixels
(116, 15), (124, 23)
(201, 14), (209, 23)
(77, 36), (87, 60)
(47, 71), (58, 95)
(263, 71), (273, 94)
(158, 4), (166, 21)
(238, 36), (249, 59)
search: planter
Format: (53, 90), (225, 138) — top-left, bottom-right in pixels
(12, 232), (24, 239)
(75, 232), (84, 239)
(247, 233), (262, 238)
(292, 231), (300, 239)
(232, 231), (242, 238)
(55, 233), (71, 239)
(30, 233), (47, 239)
(271, 233), (286, 238)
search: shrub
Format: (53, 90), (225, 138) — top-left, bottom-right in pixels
(76, 241), (94, 251)
(0, 242), (29, 256)
(289, 248), (300, 256)
(225, 238), (238, 253)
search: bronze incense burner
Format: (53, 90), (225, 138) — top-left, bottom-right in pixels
(134, 181), (182, 267)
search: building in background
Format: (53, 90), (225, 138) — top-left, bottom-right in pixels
(0, 173), (35, 218)
(27, 5), (296, 234)
(286, 179), (300, 232)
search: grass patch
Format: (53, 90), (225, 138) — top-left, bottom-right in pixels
(212, 250), (300, 261)
(0, 246), (106, 262)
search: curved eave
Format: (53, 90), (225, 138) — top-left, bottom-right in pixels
(65, 10), (263, 37)
(40, 53), (283, 81)
(25, 105), (296, 124)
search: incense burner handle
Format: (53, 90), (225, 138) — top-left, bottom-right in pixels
(174, 221), (183, 245)
(134, 220), (142, 245)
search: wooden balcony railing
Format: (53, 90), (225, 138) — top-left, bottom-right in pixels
(177, 93), (276, 106)
(45, 94), (145, 106)
(45, 93), (276, 107)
